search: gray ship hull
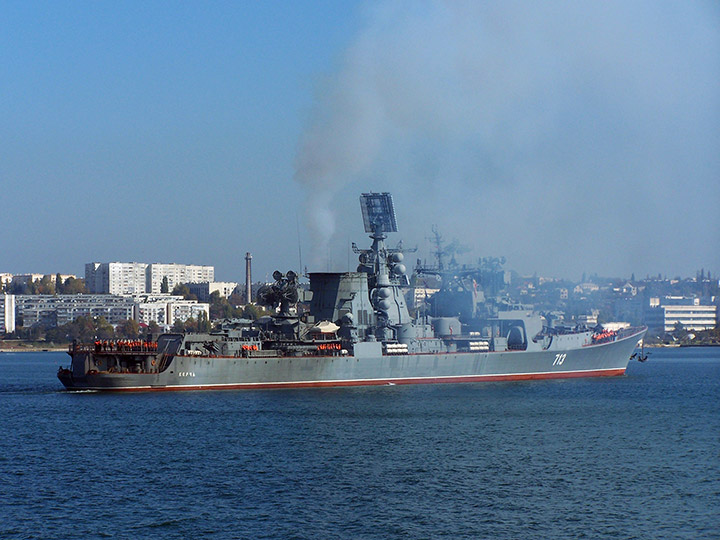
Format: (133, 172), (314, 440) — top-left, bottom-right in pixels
(58, 327), (645, 392)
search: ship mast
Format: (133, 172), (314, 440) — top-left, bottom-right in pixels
(352, 192), (414, 339)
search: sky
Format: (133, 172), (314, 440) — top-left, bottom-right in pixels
(2, 0), (719, 283)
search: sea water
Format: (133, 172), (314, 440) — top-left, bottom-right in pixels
(1, 348), (718, 539)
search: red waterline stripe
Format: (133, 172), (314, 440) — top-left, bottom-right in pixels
(82, 368), (627, 392)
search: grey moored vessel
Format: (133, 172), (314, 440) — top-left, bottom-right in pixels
(58, 192), (646, 391)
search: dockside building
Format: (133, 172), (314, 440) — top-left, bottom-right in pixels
(645, 296), (718, 332)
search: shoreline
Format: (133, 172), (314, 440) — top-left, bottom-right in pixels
(645, 343), (720, 348)
(0, 347), (67, 353)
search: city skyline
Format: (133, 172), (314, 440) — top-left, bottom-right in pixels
(2, 260), (718, 291)
(2, 1), (719, 281)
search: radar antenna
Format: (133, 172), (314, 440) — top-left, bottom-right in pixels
(360, 192), (397, 234)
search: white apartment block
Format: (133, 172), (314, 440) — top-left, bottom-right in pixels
(135, 298), (210, 327)
(109, 263), (148, 295)
(662, 305), (717, 332)
(15, 295), (58, 327)
(11, 294), (210, 329)
(16, 295), (135, 327)
(134, 294), (183, 327)
(86, 262), (215, 295)
(86, 262), (148, 295)
(1, 294), (16, 333)
(168, 300), (210, 326)
(147, 264), (214, 294)
(135, 301), (171, 326)
(54, 295), (136, 326)
(646, 297), (718, 332)
(187, 281), (238, 302)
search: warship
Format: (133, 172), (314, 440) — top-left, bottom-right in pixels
(58, 192), (646, 391)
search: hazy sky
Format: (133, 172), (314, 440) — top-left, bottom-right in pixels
(2, 1), (719, 283)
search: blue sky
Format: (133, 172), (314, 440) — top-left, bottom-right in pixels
(2, 1), (719, 282)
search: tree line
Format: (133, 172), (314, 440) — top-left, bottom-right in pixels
(6, 316), (159, 343)
(2, 275), (87, 295)
(171, 284), (268, 321)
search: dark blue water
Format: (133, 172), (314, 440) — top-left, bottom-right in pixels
(1, 348), (718, 539)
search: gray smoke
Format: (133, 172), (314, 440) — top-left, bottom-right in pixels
(295, 0), (720, 277)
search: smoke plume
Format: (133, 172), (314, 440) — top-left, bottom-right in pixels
(295, 0), (720, 277)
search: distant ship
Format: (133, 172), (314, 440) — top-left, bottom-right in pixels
(58, 192), (646, 391)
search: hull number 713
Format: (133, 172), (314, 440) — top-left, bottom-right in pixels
(553, 353), (567, 366)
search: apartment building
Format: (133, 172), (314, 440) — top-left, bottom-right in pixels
(86, 262), (148, 295)
(168, 300), (210, 326)
(0, 294), (15, 333)
(147, 263), (214, 294)
(86, 262), (215, 295)
(15, 295), (135, 327)
(187, 281), (238, 302)
(10, 294), (210, 329)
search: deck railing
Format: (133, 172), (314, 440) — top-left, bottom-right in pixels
(69, 341), (159, 354)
